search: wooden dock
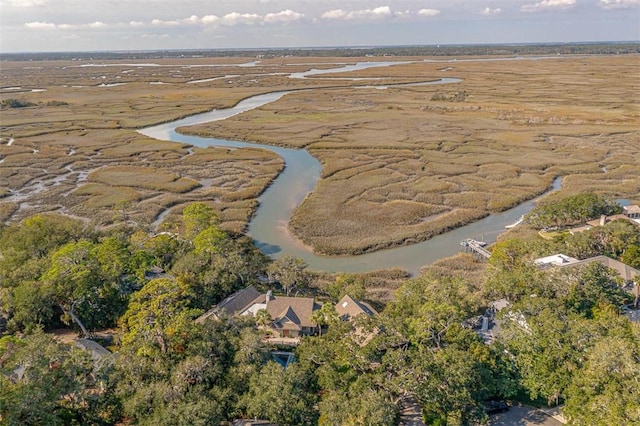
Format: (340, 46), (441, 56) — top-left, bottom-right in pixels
(460, 238), (491, 260)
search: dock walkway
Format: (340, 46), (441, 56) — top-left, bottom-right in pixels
(461, 239), (491, 259)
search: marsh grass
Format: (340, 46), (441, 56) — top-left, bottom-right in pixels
(181, 55), (639, 254)
(72, 183), (142, 208)
(2, 55), (638, 254)
(89, 165), (201, 193)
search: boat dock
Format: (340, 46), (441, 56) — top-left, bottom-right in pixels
(460, 238), (491, 259)
(505, 215), (524, 229)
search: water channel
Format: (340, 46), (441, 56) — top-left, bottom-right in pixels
(139, 62), (560, 276)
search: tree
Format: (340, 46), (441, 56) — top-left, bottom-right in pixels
(318, 387), (397, 426)
(310, 309), (326, 336)
(564, 335), (640, 425)
(43, 240), (121, 336)
(310, 303), (338, 337)
(525, 193), (620, 230)
(267, 255), (310, 296)
(115, 283), (244, 425)
(118, 278), (199, 353)
(564, 262), (631, 318)
(4, 282), (54, 333)
(0, 332), (118, 425)
(242, 362), (318, 425)
(621, 244), (640, 268)
(0, 214), (88, 288)
(327, 273), (366, 302)
(182, 202), (217, 240)
(254, 308), (272, 335)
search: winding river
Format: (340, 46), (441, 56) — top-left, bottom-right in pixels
(139, 62), (560, 276)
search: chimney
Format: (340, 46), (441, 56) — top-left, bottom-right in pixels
(599, 215), (606, 226)
(266, 290), (273, 304)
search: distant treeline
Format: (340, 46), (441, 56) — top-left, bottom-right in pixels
(2, 42), (639, 61)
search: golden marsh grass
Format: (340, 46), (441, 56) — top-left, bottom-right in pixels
(1, 55), (638, 255)
(182, 55), (639, 254)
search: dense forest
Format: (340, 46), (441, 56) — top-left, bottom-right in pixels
(1, 195), (639, 425)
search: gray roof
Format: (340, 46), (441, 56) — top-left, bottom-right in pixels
(74, 339), (112, 363)
(218, 286), (263, 316)
(335, 295), (378, 320)
(196, 286), (263, 324)
(565, 255), (639, 282)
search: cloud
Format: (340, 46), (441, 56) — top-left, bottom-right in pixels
(151, 18), (182, 26)
(141, 33), (170, 39)
(88, 21), (106, 29)
(5, 0), (48, 7)
(394, 10), (413, 18)
(598, 0), (640, 9)
(26, 20), (110, 30)
(418, 8), (441, 17)
(322, 9), (348, 19)
(264, 10), (304, 24)
(479, 7), (502, 16)
(521, 0), (576, 12)
(220, 12), (262, 26)
(24, 21), (55, 29)
(201, 15), (220, 25)
(322, 6), (393, 20)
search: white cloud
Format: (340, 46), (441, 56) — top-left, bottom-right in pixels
(322, 9), (347, 19)
(479, 7), (502, 16)
(151, 18), (180, 26)
(141, 33), (170, 39)
(129, 21), (144, 27)
(5, 0), (48, 7)
(322, 6), (392, 20)
(88, 21), (106, 29)
(598, 0), (640, 9)
(264, 10), (304, 24)
(418, 8), (440, 16)
(24, 21), (55, 29)
(151, 16), (200, 27)
(33, 21), (111, 30)
(521, 0), (576, 13)
(220, 12), (262, 26)
(394, 10), (412, 18)
(366, 6), (393, 18)
(201, 15), (220, 25)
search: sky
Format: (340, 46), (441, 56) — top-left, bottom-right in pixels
(1, 0), (639, 53)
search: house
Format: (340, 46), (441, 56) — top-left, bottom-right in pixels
(195, 286), (262, 324)
(623, 205), (640, 220)
(534, 254), (639, 306)
(534, 254), (638, 282)
(335, 294), (380, 347)
(569, 206), (640, 234)
(256, 292), (320, 338)
(585, 214), (639, 229)
(534, 254), (579, 268)
(335, 295), (378, 321)
(197, 286), (320, 339)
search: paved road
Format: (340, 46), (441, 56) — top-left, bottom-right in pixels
(488, 404), (564, 426)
